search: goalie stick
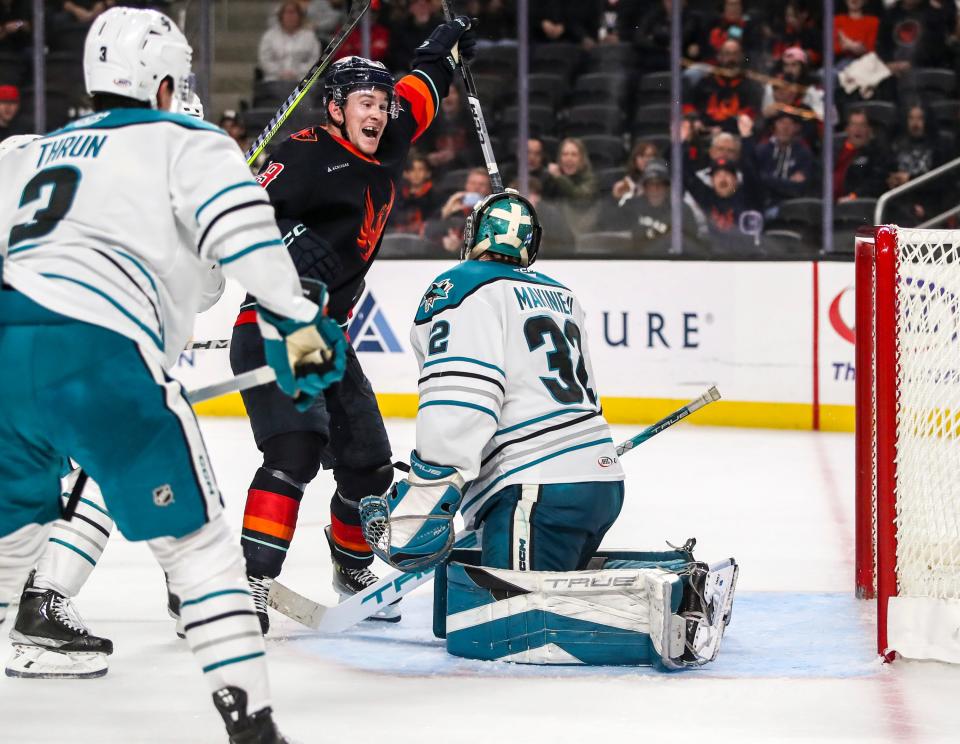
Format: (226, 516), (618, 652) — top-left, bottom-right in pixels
(440, 0), (503, 191)
(244, 0), (372, 165)
(268, 386), (723, 632)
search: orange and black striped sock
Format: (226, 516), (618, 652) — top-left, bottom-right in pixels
(329, 491), (373, 569)
(241, 468), (303, 577)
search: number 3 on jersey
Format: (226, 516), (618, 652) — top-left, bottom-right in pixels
(9, 166), (81, 246)
(524, 315), (597, 406)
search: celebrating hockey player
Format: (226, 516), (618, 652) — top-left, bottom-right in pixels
(0, 8), (347, 742)
(359, 191), (738, 668)
(231, 17), (476, 632)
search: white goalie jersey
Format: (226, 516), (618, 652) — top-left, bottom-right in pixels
(0, 109), (316, 367)
(411, 260), (624, 528)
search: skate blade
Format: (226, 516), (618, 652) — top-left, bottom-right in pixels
(5, 644), (108, 679)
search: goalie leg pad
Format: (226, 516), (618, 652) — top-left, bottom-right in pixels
(443, 562), (682, 665)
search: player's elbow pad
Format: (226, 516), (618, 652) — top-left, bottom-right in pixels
(276, 218), (342, 285)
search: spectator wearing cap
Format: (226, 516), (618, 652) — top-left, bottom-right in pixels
(753, 109), (814, 216)
(0, 0), (31, 55)
(686, 157), (756, 254)
(834, 108), (889, 203)
(761, 47), (824, 123)
(612, 159), (701, 255)
(702, 0), (760, 63)
(834, 0), (880, 65)
(0, 84), (26, 142)
(684, 38), (762, 134)
(258, 1), (321, 82)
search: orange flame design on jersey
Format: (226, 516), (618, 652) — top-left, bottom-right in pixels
(357, 182), (395, 261)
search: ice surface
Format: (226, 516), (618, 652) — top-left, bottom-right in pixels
(2, 419), (959, 742)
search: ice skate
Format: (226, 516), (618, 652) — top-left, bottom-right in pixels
(248, 575), (273, 635)
(325, 526), (400, 622)
(6, 571), (112, 679)
(214, 686), (292, 744)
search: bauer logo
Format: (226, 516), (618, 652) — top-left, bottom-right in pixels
(152, 484), (174, 507)
(348, 292), (403, 353)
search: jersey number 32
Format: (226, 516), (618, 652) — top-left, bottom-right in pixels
(524, 315), (597, 406)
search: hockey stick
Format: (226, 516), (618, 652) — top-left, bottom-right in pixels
(186, 338), (229, 351)
(244, 0), (372, 165)
(268, 385), (723, 632)
(186, 365), (276, 404)
(440, 0), (503, 191)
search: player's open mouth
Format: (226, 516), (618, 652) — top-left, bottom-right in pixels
(361, 127), (380, 139)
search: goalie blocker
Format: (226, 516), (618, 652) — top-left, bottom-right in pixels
(433, 544), (738, 669)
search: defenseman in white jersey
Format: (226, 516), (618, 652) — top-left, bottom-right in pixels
(0, 8), (347, 742)
(362, 191), (625, 572)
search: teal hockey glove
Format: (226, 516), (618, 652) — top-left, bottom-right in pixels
(256, 278), (347, 411)
(359, 451), (465, 572)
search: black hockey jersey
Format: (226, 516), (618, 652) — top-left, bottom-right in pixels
(253, 60), (453, 321)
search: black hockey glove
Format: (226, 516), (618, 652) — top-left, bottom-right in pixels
(277, 218), (343, 286)
(412, 15), (476, 71)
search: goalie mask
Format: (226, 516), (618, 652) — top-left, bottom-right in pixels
(321, 56), (399, 120)
(462, 190), (542, 267)
(84, 7), (194, 110)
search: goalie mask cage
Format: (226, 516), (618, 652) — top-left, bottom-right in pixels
(855, 225), (960, 663)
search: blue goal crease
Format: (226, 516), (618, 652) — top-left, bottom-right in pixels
(284, 592), (881, 680)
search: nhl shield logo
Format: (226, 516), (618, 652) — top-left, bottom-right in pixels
(153, 484), (175, 507)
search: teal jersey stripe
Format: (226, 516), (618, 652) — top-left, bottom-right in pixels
(419, 399), (498, 421)
(422, 356), (505, 376)
(462, 437), (614, 513)
(241, 535), (288, 552)
(48, 537), (96, 566)
(79, 496), (111, 518)
(195, 181), (261, 221)
(41, 273), (163, 350)
(181, 588), (251, 608)
(495, 407), (598, 436)
(0, 602), (9, 608)
(219, 239), (284, 265)
(7, 243), (40, 255)
(412, 69), (440, 109)
(202, 651), (266, 674)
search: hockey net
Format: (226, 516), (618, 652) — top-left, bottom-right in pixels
(855, 225), (960, 662)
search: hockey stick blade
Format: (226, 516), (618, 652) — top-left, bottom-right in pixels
(268, 531), (479, 633)
(186, 365), (276, 404)
(244, 0), (372, 165)
(615, 385), (721, 456)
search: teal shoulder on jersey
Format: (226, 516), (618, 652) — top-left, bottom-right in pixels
(415, 260), (570, 325)
(46, 109), (226, 137)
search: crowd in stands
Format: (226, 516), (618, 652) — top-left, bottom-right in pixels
(4, 1), (960, 259)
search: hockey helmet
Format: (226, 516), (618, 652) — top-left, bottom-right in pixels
(462, 190), (542, 267)
(84, 7), (193, 110)
(321, 56), (398, 119)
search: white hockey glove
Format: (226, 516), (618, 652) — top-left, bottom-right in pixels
(359, 451), (464, 572)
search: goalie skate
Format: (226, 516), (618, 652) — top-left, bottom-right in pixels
(679, 558), (739, 667)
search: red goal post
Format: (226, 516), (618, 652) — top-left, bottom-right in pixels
(855, 225), (960, 663)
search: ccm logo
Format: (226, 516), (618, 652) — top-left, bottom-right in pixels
(597, 456), (617, 468)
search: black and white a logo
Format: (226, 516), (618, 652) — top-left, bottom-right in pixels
(153, 484), (174, 507)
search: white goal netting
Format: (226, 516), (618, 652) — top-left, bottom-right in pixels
(893, 228), (960, 601)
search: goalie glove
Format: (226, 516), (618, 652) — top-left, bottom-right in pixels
(359, 451), (465, 572)
(413, 15), (476, 71)
(256, 278), (347, 412)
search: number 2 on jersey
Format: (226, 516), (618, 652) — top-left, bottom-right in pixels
(8, 167), (81, 246)
(524, 315), (597, 406)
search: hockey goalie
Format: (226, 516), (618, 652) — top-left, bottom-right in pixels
(360, 191), (738, 668)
